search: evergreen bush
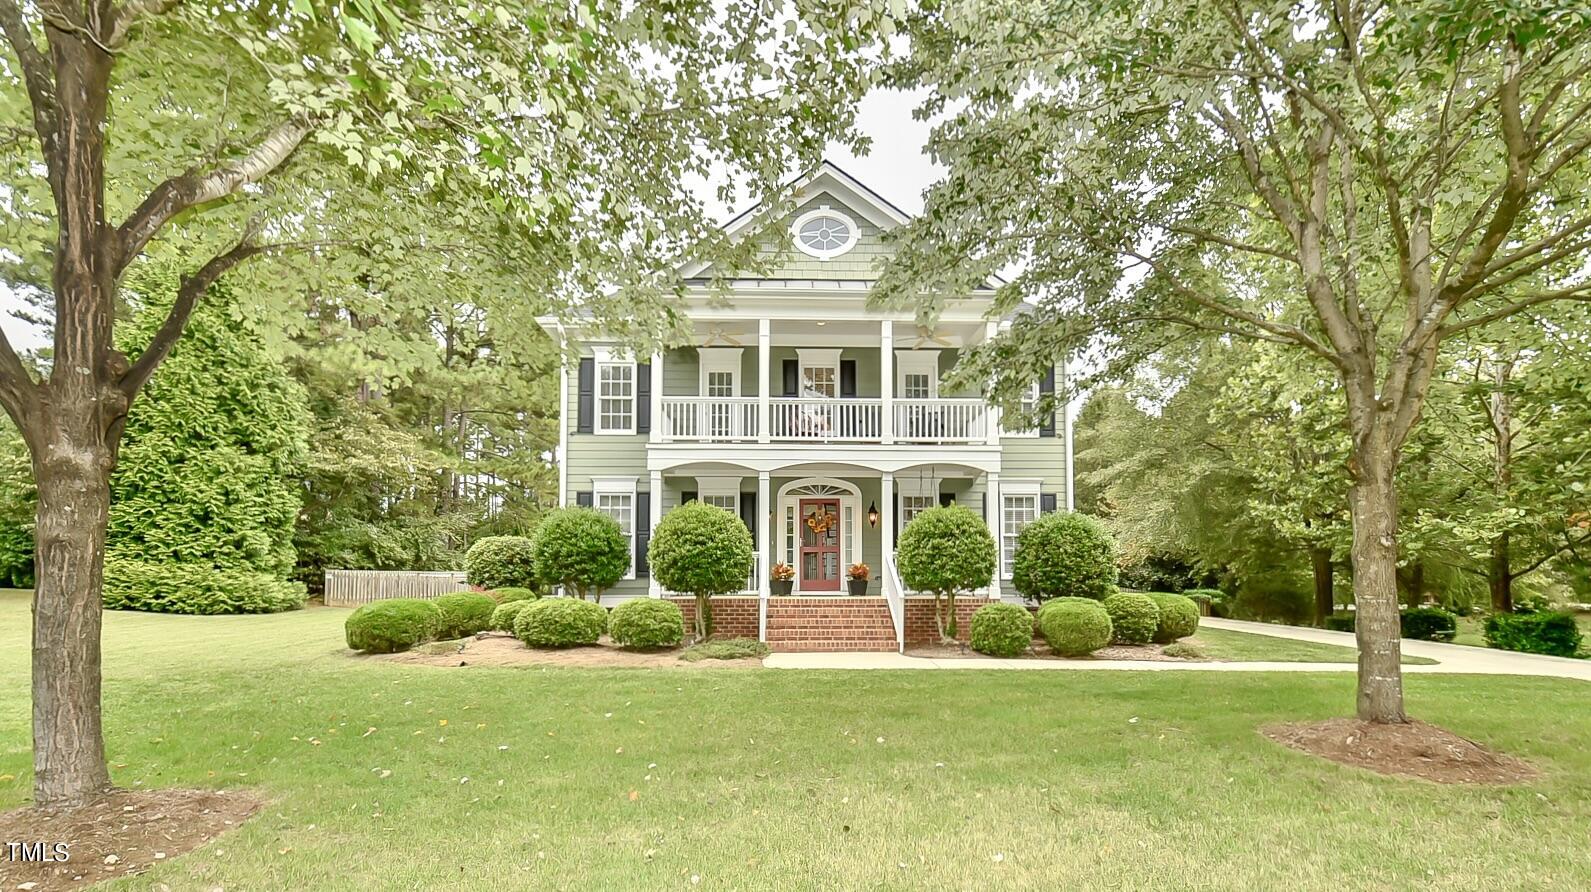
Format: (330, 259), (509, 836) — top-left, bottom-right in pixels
(345, 598), (441, 653)
(1484, 611), (1582, 657)
(514, 597), (609, 648)
(897, 506), (995, 642)
(532, 508), (630, 602)
(968, 602), (1034, 657)
(490, 599), (533, 632)
(1148, 593), (1200, 643)
(103, 557), (306, 614)
(1102, 592), (1160, 644)
(464, 536), (538, 591)
(1010, 512), (1118, 602)
(1038, 601), (1113, 656)
(434, 591), (497, 638)
(648, 502), (753, 641)
(608, 598), (685, 650)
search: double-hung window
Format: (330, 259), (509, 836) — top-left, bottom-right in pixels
(1001, 383), (1041, 437)
(597, 360), (635, 434)
(593, 478), (636, 578)
(1001, 488), (1039, 578)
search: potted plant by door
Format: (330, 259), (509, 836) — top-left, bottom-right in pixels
(846, 562), (872, 596)
(770, 562), (796, 596)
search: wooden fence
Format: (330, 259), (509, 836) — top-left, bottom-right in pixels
(323, 570), (469, 607)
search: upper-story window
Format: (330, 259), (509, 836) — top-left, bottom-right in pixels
(791, 206), (860, 260)
(597, 360), (635, 434)
(1001, 382), (1041, 438)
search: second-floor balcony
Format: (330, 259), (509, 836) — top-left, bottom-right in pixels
(658, 396), (991, 445)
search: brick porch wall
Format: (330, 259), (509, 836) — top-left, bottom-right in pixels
(903, 597), (995, 645)
(666, 596), (760, 639)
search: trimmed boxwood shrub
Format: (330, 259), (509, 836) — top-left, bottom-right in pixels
(1399, 606), (1458, 641)
(1484, 611), (1582, 657)
(464, 536), (538, 591)
(1148, 593), (1200, 643)
(1010, 512), (1118, 603)
(897, 505), (996, 642)
(434, 591), (497, 638)
(346, 598), (440, 653)
(533, 508), (631, 602)
(490, 586), (537, 604)
(514, 597), (609, 648)
(968, 602), (1034, 657)
(608, 598), (685, 650)
(1036, 596), (1104, 620)
(103, 557), (306, 614)
(1102, 592), (1160, 645)
(1039, 601), (1113, 656)
(490, 599), (533, 632)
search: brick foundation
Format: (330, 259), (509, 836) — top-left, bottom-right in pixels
(903, 597), (994, 645)
(666, 596), (760, 639)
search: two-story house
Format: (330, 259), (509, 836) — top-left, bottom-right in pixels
(540, 162), (1073, 651)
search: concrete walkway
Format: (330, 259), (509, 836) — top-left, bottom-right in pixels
(762, 616), (1591, 681)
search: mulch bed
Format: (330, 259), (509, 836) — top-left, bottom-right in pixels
(374, 633), (761, 669)
(904, 640), (1188, 661)
(1261, 718), (1539, 785)
(0, 788), (261, 891)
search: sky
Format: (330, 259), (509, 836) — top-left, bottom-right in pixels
(0, 88), (940, 353)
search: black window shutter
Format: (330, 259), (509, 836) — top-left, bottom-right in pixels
(939, 491), (954, 508)
(739, 490), (756, 537)
(1041, 493), (1058, 514)
(1039, 366), (1056, 437)
(893, 493), (900, 538)
(635, 491), (651, 578)
(636, 362), (651, 434)
(681, 490), (697, 505)
(575, 490), (593, 508)
(781, 359), (798, 396)
(576, 358), (595, 434)
(840, 359), (857, 397)
(980, 492), (988, 520)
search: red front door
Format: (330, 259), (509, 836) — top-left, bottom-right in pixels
(799, 498), (842, 591)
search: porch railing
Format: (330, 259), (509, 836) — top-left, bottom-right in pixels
(882, 553), (906, 653)
(892, 398), (988, 443)
(769, 397), (881, 441)
(659, 396), (759, 442)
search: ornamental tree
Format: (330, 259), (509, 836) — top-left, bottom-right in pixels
(0, 0), (890, 805)
(882, 0), (1591, 724)
(531, 509), (629, 604)
(896, 505), (995, 643)
(647, 501), (753, 643)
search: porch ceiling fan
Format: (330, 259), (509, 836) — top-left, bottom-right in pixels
(701, 325), (743, 347)
(910, 324), (955, 348)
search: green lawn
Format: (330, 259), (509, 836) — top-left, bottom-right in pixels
(1189, 627), (1436, 664)
(2, 590), (1589, 891)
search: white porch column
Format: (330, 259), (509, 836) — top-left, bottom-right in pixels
(757, 318), (771, 444)
(650, 350), (664, 444)
(648, 470), (664, 597)
(985, 471), (1002, 600)
(880, 471), (895, 573)
(756, 472), (771, 595)
(984, 320), (1001, 445)
(880, 319), (894, 444)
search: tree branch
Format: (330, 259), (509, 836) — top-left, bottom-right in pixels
(1438, 285), (1591, 338)
(115, 117), (310, 273)
(0, 0), (57, 140)
(105, 0), (180, 48)
(0, 320), (39, 424)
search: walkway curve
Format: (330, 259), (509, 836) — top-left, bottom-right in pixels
(762, 617), (1591, 681)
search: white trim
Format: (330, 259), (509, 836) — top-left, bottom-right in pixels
(593, 352), (637, 436)
(790, 205), (861, 260)
(998, 480), (1041, 582)
(592, 476), (639, 580)
(796, 348), (842, 399)
(777, 477), (863, 594)
(895, 349), (940, 399)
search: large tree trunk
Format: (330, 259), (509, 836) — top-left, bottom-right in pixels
(1310, 546), (1333, 627)
(1489, 533), (1513, 613)
(29, 415), (117, 806)
(1346, 437), (1406, 724)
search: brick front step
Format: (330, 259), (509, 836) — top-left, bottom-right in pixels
(765, 597), (898, 652)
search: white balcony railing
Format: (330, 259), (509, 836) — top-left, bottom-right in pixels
(769, 397), (881, 441)
(892, 398), (988, 443)
(659, 396), (759, 442)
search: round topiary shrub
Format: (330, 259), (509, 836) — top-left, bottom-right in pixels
(1102, 592), (1160, 645)
(532, 508), (631, 602)
(490, 586), (537, 604)
(464, 535), (539, 590)
(1039, 601), (1113, 656)
(433, 591), (497, 638)
(897, 505), (996, 642)
(608, 598), (685, 650)
(1010, 512), (1118, 603)
(490, 599), (533, 632)
(345, 598), (441, 654)
(514, 597), (609, 648)
(1148, 593), (1200, 643)
(648, 501), (754, 642)
(1035, 596), (1105, 623)
(968, 602), (1034, 657)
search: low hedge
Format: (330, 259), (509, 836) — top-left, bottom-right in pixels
(608, 599), (685, 650)
(514, 597), (609, 648)
(102, 557), (306, 614)
(1484, 611), (1582, 657)
(968, 602), (1033, 657)
(434, 591), (497, 638)
(1147, 593), (1200, 643)
(346, 598), (441, 653)
(1102, 592), (1160, 645)
(490, 599), (534, 632)
(1039, 601), (1113, 656)
(1400, 606), (1458, 642)
(490, 586), (537, 604)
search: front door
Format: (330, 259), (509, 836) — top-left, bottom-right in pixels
(799, 498), (842, 591)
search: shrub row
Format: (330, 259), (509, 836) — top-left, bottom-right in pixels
(965, 593), (1201, 658)
(1484, 611), (1582, 657)
(104, 557), (306, 615)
